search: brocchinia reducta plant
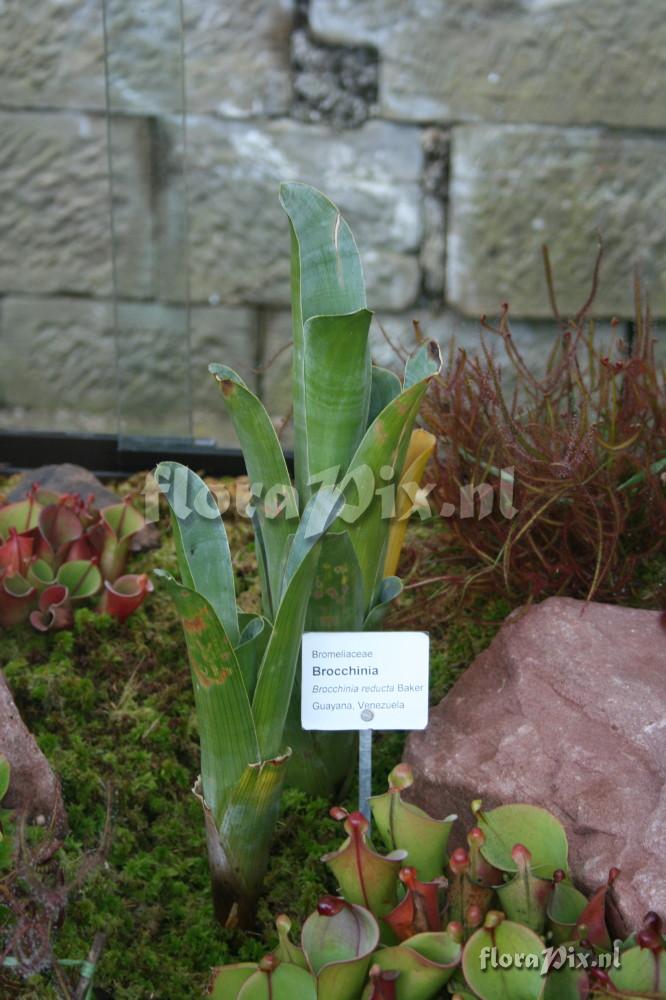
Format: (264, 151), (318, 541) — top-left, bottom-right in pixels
(157, 184), (441, 924)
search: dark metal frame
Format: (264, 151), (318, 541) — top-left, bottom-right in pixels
(0, 430), (294, 480)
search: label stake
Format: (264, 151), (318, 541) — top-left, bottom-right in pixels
(358, 728), (372, 823)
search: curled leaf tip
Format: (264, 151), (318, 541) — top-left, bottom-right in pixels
(345, 810), (370, 837)
(511, 843), (532, 866)
(258, 954), (279, 973)
(484, 910), (505, 930)
(449, 848), (470, 875)
(446, 920), (464, 943)
(388, 762), (413, 790)
(369, 963), (400, 983)
(467, 826), (485, 847)
(398, 866), (417, 887)
(637, 911), (663, 951)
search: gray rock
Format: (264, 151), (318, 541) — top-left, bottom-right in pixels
(310, 0), (666, 130)
(0, 671), (67, 835)
(0, 0), (293, 117)
(404, 597), (666, 934)
(162, 118), (423, 310)
(8, 464), (119, 508)
(0, 113), (152, 299)
(447, 125), (666, 318)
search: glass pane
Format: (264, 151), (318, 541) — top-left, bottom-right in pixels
(0, 0), (114, 436)
(103, 0), (193, 445)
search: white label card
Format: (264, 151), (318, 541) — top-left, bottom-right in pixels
(301, 631), (429, 731)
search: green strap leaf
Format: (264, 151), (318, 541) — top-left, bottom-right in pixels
(280, 486), (344, 600)
(279, 182), (367, 501)
(235, 616), (271, 702)
(154, 570), (259, 824)
(281, 532), (364, 791)
(340, 341), (442, 609)
(250, 506), (275, 621)
(303, 309), (373, 488)
(213, 752), (292, 901)
(252, 541), (322, 759)
(368, 365), (401, 428)
(209, 365), (295, 614)
(363, 577), (403, 631)
(305, 532), (365, 632)
(156, 462), (239, 644)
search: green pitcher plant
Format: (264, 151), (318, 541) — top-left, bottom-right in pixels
(209, 762), (665, 1000)
(156, 185), (440, 922)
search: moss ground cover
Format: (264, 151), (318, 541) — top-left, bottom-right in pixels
(0, 475), (506, 999)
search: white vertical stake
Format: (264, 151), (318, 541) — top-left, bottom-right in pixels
(358, 728), (372, 825)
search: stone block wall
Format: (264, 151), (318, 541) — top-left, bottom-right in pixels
(1, 0), (664, 445)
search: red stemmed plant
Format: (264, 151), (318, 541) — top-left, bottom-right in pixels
(396, 263), (665, 624)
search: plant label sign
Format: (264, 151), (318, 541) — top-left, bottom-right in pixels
(301, 631), (429, 731)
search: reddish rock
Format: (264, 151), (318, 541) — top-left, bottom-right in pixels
(0, 671), (67, 835)
(405, 597), (666, 934)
